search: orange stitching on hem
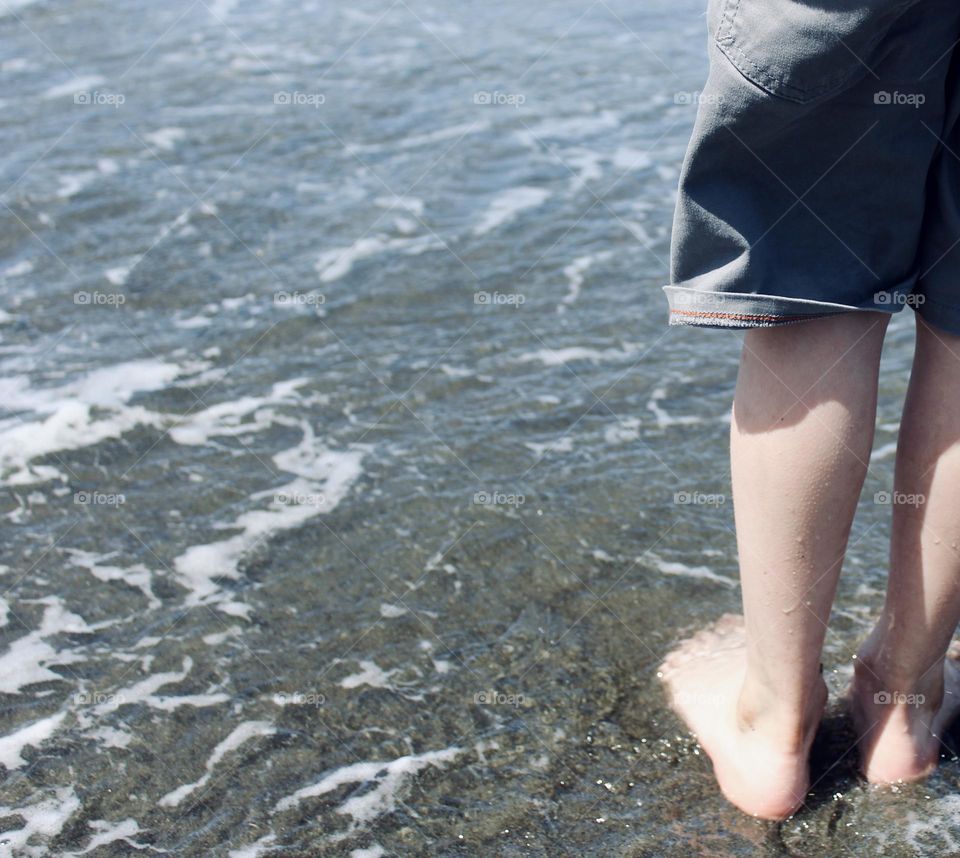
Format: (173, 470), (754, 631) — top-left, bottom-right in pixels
(670, 308), (813, 323)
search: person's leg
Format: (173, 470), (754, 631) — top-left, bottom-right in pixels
(852, 316), (960, 783)
(660, 311), (889, 819)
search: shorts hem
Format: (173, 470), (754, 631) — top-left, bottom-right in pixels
(662, 285), (899, 330)
(912, 295), (960, 337)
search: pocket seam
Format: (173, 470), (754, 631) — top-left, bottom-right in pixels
(714, 0), (912, 104)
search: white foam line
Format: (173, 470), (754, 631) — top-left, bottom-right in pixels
(64, 549), (160, 609)
(173, 422), (366, 615)
(515, 111), (620, 146)
(148, 692), (232, 711)
(0, 359), (179, 485)
(339, 660), (397, 690)
(345, 120), (489, 154)
(604, 417), (641, 444)
(2, 260), (33, 278)
(611, 146), (653, 171)
(647, 552), (737, 588)
(473, 186), (550, 237)
(315, 234), (443, 283)
(379, 603), (407, 618)
(90, 657), (228, 716)
(0, 599), (92, 695)
(274, 747), (463, 826)
(63, 818), (148, 856)
(143, 126), (187, 151)
(646, 387), (702, 427)
(516, 343), (640, 366)
(374, 195), (424, 217)
(0, 711), (67, 769)
(168, 378), (308, 445)
(558, 251), (612, 311)
(42, 74), (105, 99)
(350, 846), (386, 858)
(564, 150), (605, 191)
(56, 171), (97, 199)
(104, 264), (133, 286)
(524, 437), (574, 457)
(159, 721), (275, 807)
(0, 787), (80, 854)
(0, 367), (319, 487)
(85, 725), (133, 750)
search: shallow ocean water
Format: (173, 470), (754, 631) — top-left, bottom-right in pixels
(0, 0), (955, 855)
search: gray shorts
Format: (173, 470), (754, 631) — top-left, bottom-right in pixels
(665, 0), (960, 334)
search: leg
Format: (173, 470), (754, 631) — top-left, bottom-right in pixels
(660, 311), (889, 819)
(852, 316), (960, 783)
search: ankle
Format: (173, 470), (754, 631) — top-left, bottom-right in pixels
(736, 674), (827, 752)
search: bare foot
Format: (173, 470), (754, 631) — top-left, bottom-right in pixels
(658, 614), (827, 820)
(850, 643), (960, 784)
